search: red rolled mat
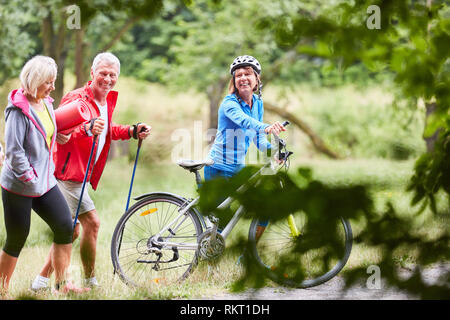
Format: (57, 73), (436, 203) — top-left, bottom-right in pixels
(54, 99), (91, 133)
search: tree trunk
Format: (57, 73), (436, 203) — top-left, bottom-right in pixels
(423, 0), (439, 152)
(75, 27), (89, 89)
(41, 13), (54, 57)
(206, 76), (228, 142)
(424, 102), (440, 152)
(264, 101), (343, 159)
(101, 17), (140, 52)
(41, 7), (71, 106)
(73, 17), (141, 90)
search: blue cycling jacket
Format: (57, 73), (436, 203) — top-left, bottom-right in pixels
(208, 93), (272, 173)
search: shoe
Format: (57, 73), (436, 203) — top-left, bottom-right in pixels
(30, 275), (50, 292)
(84, 277), (100, 288)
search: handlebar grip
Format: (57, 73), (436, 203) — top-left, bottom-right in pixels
(137, 126), (148, 146)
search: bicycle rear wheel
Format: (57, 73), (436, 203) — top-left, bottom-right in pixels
(111, 193), (203, 287)
(248, 211), (352, 288)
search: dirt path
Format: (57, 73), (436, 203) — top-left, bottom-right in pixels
(204, 263), (449, 300)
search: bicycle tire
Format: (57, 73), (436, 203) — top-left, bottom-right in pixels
(111, 193), (203, 287)
(248, 212), (352, 288)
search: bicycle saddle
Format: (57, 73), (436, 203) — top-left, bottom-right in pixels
(177, 159), (215, 172)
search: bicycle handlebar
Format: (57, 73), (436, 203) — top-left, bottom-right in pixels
(272, 120), (293, 164)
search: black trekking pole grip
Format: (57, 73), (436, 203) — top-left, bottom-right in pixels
(137, 126), (148, 147)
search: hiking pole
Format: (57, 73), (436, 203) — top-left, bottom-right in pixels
(73, 135), (98, 231)
(125, 126), (148, 211)
(114, 127), (148, 276)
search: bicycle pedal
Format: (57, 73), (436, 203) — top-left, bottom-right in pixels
(208, 215), (220, 225)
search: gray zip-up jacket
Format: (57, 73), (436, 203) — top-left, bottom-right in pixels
(1, 88), (57, 197)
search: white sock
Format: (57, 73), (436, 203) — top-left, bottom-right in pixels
(31, 275), (49, 290)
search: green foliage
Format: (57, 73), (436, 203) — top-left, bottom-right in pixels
(163, 0), (283, 91)
(116, 0), (387, 89)
(0, 0), (166, 98)
(198, 165), (449, 298)
(298, 85), (427, 159)
(259, 0), (450, 132)
(0, 1), (39, 84)
(113, 1), (192, 82)
(223, 0), (450, 296)
(199, 166), (372, 223)
(112, 1), (291, 85)
(408, 125), (450, 212)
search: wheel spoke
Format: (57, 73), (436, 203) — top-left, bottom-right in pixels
(249, 215), (352, 288)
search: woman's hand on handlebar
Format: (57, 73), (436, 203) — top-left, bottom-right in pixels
(264, 121), (286, 136)
(273, 152), (285, 165)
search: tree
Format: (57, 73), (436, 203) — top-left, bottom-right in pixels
(0, 0), (38, 84)
(37, 0), (167, 104)
(0, 0), (191, 104)
(260, 0), (449, 141)
(258, 0), (450, 203)
(150, 0), (341, 156)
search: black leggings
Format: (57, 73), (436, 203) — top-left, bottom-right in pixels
(1, 186), (73, 257)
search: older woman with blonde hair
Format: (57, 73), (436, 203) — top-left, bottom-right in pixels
(0, 55), (88, 297)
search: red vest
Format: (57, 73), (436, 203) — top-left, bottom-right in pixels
(53, 82), (131, 190)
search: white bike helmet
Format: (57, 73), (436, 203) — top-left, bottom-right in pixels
(229, 55), (261, 75)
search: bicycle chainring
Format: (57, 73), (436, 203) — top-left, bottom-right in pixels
(198, 230), (225, 260)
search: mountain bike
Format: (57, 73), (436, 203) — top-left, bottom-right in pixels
(111, 122), (353, 288)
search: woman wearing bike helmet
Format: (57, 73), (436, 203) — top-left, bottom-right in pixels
(205, 55), (285, 234)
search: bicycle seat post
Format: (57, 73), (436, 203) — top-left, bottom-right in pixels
(177, 159), (214, 189)
(193, 170), (202, 188)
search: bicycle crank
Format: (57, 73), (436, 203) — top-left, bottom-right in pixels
(198, 229), (225, 260)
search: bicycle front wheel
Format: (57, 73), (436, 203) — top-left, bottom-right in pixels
(248, 212), (352, 288)
(111, 193), (203, 287)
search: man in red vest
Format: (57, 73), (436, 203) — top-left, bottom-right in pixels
(31, 52), (151, 290)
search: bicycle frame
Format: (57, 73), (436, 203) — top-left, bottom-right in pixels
(142, 126), (295, 254)
(149, 160), (290, 251)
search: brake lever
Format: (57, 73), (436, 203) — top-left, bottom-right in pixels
(275, 121), (290, 161)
